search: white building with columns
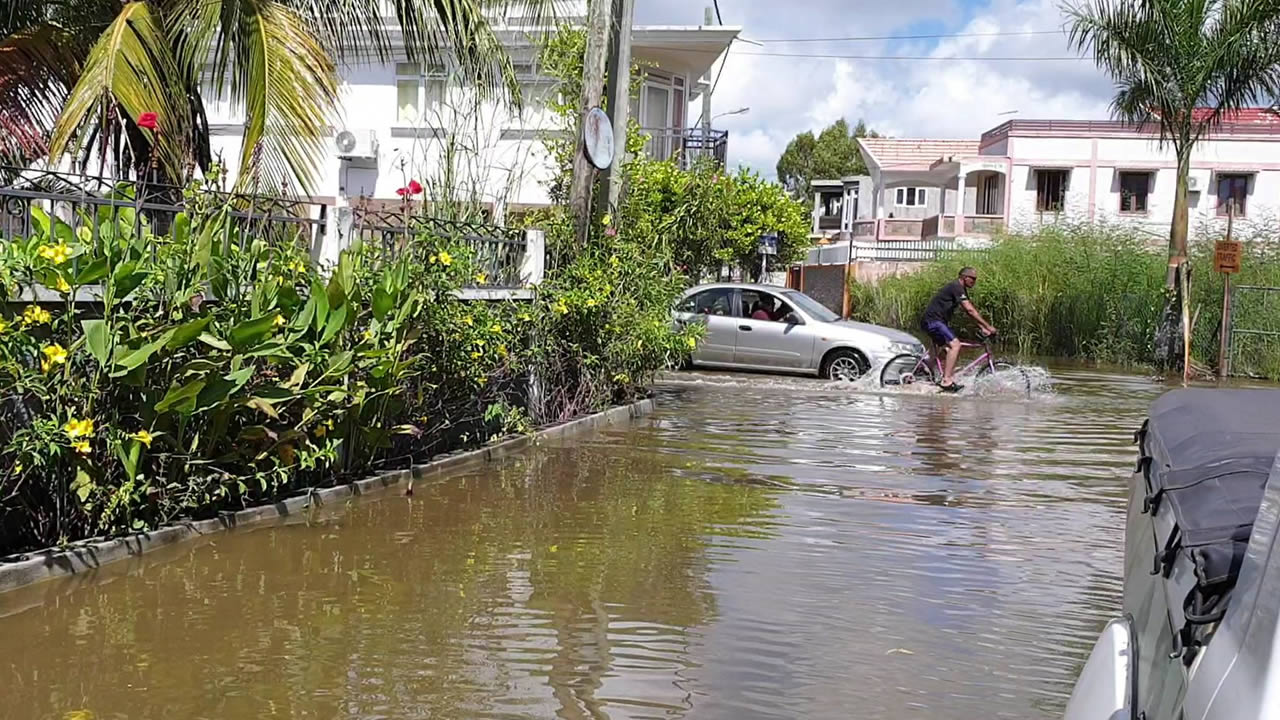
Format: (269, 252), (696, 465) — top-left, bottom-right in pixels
(811, 111), (1280, 244)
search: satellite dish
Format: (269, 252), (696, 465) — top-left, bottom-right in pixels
(335, 129), (358, 154)
(583, 107), (614, 170)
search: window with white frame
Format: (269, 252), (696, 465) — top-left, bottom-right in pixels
(395, 62), (446, 124)
(893, 187), (929, 207)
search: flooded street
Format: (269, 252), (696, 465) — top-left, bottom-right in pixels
(1, 368), (1164, 719)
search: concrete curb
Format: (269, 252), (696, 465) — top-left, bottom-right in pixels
(0, 398), (654, 595)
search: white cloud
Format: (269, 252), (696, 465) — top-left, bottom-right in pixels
(648, 0), (1118, 177)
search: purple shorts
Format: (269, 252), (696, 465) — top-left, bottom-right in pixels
(923, 320), (956, 346)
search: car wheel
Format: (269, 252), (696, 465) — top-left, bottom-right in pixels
(821, 349), (869, 381)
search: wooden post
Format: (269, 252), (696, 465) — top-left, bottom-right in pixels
(570, 0), (613, 247)
(1182, 259), (1192, 385)
(1218, 206), (1236, 379)
(601, 0), (635, 211)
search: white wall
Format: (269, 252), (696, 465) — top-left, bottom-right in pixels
(1006, 133), (1280, 237)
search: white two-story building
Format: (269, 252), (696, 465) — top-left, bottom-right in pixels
(205, 2), (738, 221)
(811, 110), (1280, 244)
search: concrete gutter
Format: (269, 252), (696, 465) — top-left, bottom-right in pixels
(0, 398), (654, 595)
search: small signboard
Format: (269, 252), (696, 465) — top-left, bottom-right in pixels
(758, 234), (779, 256)
(1215, 240), (1243, 274)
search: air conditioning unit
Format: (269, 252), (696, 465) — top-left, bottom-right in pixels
(1187, 176), (1201, 191)
(334, 128), (377, 163)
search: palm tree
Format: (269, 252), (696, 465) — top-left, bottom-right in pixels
(1065, 0), (1280, 283)
(0, 0), (560, 193)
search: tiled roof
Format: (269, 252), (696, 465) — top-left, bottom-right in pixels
(857, 138), (981, 170)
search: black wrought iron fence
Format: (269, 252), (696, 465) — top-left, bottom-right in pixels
(1, 168), (533, 290)
(0, 166), (328, 260)
(349, 207), (528, 289)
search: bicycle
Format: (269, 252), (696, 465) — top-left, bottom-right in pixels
(879, 333), (1032, 396)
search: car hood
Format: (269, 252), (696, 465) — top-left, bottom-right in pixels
(829, 320), (921, 346)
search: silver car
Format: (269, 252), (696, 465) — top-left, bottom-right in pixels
(674, 283), (924, 380)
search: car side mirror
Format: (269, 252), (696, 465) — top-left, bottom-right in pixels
(784, 312), (802, 325)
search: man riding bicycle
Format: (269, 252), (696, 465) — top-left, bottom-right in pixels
(920, 267), (997, 392)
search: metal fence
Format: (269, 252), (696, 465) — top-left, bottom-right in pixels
(0, 168), (532, 290)
(640, 127), (729, 169)
(349, 206), (528, 288)
(1226, 284), (1280, 378)
(804, 238), (980, 265)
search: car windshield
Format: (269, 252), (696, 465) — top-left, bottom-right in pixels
(783, 290), (839, 323)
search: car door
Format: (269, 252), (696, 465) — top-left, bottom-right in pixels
(674, 288), (737, 365)
(732, 290), (814, 370)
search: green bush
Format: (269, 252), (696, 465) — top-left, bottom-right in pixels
(0, 177), (695, 554)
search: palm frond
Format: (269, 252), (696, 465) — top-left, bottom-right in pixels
(49, 1), (191, 180)
(175, 0), (338, 194)
(0, 25), (78, 164)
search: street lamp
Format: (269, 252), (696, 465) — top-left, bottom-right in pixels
(712, 107), (750, 121)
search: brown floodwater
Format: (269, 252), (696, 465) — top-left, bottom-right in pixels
(0, 367), (1166, 720)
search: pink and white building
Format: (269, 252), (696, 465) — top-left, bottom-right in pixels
(811, 111), (1280, 243)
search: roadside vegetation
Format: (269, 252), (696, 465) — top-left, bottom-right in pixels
(848, 222), (1280, 378)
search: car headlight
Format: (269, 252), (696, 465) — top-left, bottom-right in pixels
(889, 341), (923, 356)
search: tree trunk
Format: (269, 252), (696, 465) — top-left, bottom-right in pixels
(1154, 145), (1193, 369)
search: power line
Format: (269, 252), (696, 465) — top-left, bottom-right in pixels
(712, 0), (723, 24)
(751, 29), (1063, 43)
(736, 50), (1085, 61)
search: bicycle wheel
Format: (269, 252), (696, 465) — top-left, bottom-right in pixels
(975, 360), (1032, 396)
(880, 354), (931, 387)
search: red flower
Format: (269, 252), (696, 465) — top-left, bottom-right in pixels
(408, 179), (423, 195)
(137, 112), (158, 130)
(396, 187), (410, 197)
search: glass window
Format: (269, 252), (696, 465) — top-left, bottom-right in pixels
(1217, 174), (1249, 217)
(678, 288), (733, 316)
(1119, 172), (1150, 214)
(740, 290), (794, 322)
(783, 290), (838, 323)
(893, 187), (928, 207)
(1036, 169), (1068, 212)
(396, 79), (419, 123)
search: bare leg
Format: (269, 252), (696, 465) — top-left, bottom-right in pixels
(942, 339), (962, 385)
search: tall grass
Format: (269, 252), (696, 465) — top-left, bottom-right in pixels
(848, 222), (1280, 376)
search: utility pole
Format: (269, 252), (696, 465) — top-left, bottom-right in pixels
(570, 0), (613, 247)
(701, 6), (714, 131)
(601, 0), (635, 211)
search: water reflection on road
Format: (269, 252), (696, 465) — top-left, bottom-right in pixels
(0, 368), (1164, 719)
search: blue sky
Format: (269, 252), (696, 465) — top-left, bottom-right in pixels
(633, 0), (1117, 176)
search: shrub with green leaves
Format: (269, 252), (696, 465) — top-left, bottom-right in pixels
(0, 186), (529, 553)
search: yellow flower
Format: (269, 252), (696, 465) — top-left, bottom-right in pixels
(610, 255), (620, 267)
(489, 323), (502, 334)
(476, 376), (488, 386)
(470, 351), (482, 359)
(63, 417), (94, 439)
(601, 213), (612, 227)
(273, 314), (286, 327)
(55, 276), (72, 293)
(0, 317), (8, 334)
(42, 343), (68, 373)
(314, 424), (327, 438)
(72, 440), (91, 455)
(552, 301), (568, 315)
(131, 430), (154, 448)
(686, 336), (697, 350)
(38, 242), (72, 265)
(362, 329), (374, 340)
(22, 305), (51, 326)
(429, 254), (438, 264)
(474, 272), (487, 284)
(438, 251), (453, 266)
(13, 462), (23, 474)
(462, 315), (473, 326)
(497, 344), (508, 356)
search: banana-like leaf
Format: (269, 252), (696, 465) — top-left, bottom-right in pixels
(49, 2), (190, 180)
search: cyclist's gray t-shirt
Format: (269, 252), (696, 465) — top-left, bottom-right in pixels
(922, 280), (968, 325)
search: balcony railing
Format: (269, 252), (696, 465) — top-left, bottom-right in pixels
(853, 214), (1005, 242)
(816, 215), (842, 231)
(640, 127), (728, 169)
